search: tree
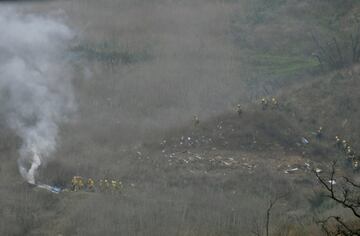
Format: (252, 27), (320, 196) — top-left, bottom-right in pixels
(314, 161), (360, 235)
(250, 194), (287, 236)
(311, 25), (360, 70)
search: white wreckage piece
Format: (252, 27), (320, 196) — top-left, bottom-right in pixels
(36, 184), (62, 194)
(301, 137), (309, 145)
(284, 167), (299, 174)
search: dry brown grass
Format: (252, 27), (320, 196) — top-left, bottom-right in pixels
(1, 1), (360, 235)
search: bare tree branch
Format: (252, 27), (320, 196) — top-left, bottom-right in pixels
(265, 194), (287, 236)
(314, 162), (360, 235)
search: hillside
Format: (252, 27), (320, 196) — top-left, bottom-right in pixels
(1, 1), (360, 236)
(3, 71), (359, 235)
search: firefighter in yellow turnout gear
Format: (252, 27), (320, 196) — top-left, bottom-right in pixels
(78, 177), (84, 190)
(70, 177), (123, 193)
(261, 98), (268, 110)
(87, 178), (95, 191)
(104, 179), (110, 192)
(71, 176), (84, 192)
(111, 180), (121, 193)
(271, 97), (279, 109)
(71, 176), (78, 191)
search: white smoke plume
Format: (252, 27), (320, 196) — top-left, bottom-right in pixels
(0, 8), (75, 184)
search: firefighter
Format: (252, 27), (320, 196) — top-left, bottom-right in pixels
(87, 178), (95, 191)
(77, 177), (84, 190)
(71, 176), (78, 191)
(104, 179), (110, 191)
(346, 146), (356, 159)
(335, 136), (341, 148)
(315, 127), (323, 140)
(261, 98), (268, 110)
(193, 115), (200, 127)
(342, 140), (349, 151)
(352, 159), (359, 169)
(236, 104), (242, 116)
(271, 97), (278, 109)
(111, 180), (119, 192)
(118, 180), (123, 191)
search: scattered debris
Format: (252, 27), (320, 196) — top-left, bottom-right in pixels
(36, 184), (62, 194)
(284, 167), (299, 174)
(301, 137), (309, 145)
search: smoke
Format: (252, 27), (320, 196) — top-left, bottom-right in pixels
(0, 7), (75, 184)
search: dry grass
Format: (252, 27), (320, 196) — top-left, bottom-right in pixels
(1, 0), (360, 235)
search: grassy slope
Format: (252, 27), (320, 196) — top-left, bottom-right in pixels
(1, 1), (360, 236)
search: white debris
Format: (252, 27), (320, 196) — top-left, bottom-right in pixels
(222, 161), (231, 166)
(242, 163), (254, 169)
(315, 168), (322, 173)
(301, 137), (309, 144)
(328, 180), (336, 185)
(284, 168), (299, 174)
(37, 184), (61, 194)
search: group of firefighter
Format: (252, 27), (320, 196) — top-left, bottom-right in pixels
(71, 176), (123, 193)
(314, 127), (359, 169)
(192, 97), (279, 127)
(193, 97), (359, 170)
(260, 97), (279, 110)
(335, 136), (359, 169)
(254, 97), (360, 170)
